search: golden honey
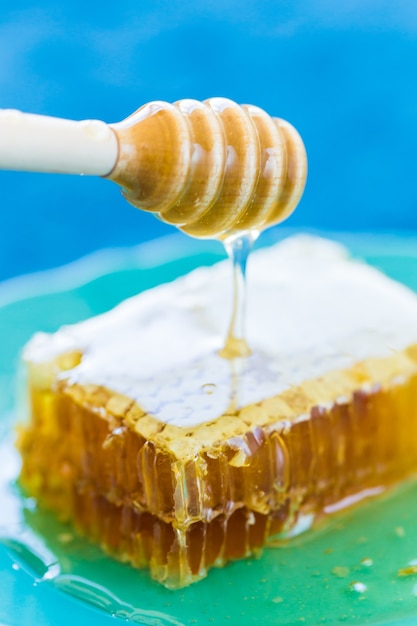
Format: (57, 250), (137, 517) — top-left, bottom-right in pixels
(18, 345), (417, 588)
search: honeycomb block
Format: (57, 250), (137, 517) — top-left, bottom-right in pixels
(17, 237), (417, 587)
(18, 348), (417, 587)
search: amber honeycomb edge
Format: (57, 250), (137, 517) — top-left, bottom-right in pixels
(16, 344), (417, 587)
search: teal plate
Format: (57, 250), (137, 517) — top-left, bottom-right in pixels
(3, 229), (417, 626)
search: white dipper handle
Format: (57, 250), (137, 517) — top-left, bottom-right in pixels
(0, 109), (118, 176)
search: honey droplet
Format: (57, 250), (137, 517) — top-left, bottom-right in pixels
(201, 383), (216, 395)
(398, 563), (417, 577)
(271, 596), (283, 604)
(349, 581), (367, 593)
(332, 566), (349, 578)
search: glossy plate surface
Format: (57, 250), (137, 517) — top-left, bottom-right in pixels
(2, 230), (417, 626)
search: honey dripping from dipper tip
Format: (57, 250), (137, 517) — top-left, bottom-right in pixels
(109, 97), (307, 358)
(219, 230), (259, 359)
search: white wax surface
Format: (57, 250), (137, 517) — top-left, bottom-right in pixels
(25, 236), (417, 426)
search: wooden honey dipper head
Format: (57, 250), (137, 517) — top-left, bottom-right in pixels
(108, 98), (307, 239)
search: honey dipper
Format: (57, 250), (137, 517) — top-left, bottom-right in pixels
(0, 98), (307, 239)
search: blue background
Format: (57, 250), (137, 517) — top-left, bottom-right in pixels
(1, 0), (417, 281)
